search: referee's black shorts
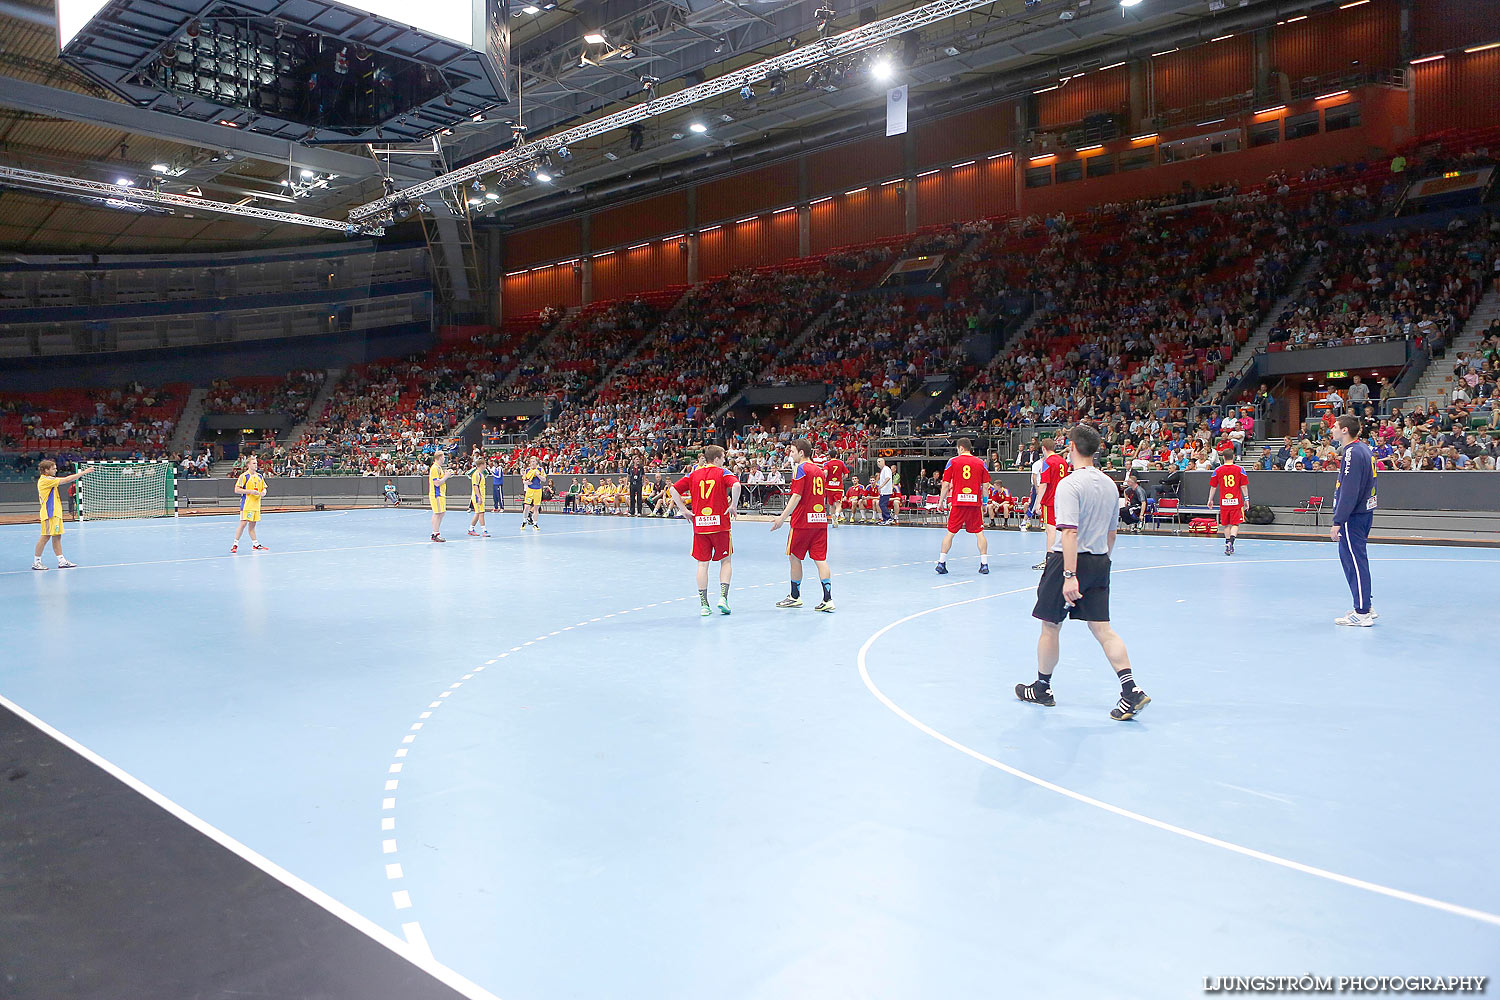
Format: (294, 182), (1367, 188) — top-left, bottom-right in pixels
(1032, 551), (1112, 623)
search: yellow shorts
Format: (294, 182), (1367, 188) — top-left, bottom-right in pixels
(430, 496), (447, 513)
(472, 493), (485, 511)
(525, 488), (543, 506)
(240, 506), (262, 523)
(40, 516), (64, 537)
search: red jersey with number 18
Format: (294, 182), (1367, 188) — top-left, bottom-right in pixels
(1210, 464), (1247, 507)
(674, 466), (739, 534)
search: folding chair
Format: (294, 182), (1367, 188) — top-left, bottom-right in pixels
(1291, 495), (1324, 526)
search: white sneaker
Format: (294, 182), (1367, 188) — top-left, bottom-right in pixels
(57, 558), (78, 569)
(1334, 611), (1375, 627)
(1367, 610), (1380, 620)
(32, 559), (46, 571)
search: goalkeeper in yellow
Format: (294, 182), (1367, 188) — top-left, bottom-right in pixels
(231, 454), (269, 553)
(32, 459), (93, 571)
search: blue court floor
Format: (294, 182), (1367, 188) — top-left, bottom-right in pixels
(2, 508), (1496, 999)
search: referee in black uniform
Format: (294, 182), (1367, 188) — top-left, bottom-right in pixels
(1015, 423), (1150, 721)
(627, 453), (645, 517)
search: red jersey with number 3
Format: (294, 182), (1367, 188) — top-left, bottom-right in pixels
(942, 454), (990, 506)
(1210, 464), (1247, 508)
(789, 461), (829, 529)
(822, 458), (849, 495)
(1039, 453), (1068, 505)
(674, 466), (739, 534)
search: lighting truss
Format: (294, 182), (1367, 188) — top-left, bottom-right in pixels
(349, 0), (1005, 223)
(0, 163), (383, 234)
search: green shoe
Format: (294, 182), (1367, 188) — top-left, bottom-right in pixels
(700, 603), (712, 617)
(717, 598), (731, 615)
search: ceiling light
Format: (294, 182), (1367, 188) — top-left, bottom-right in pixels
(689, 122), (708, 133)
(1465, 42), (1500, 53)
(300, 169), (315, 179)
(115, 177), (133, 186)
(485, 192), (499, 200)
(1119, 0), (1143, 6)
(1410, 54), (1445, 64)
(150, 163), (170, 173)
(713, 37), (726, 53)
(535, 171), (552, 182)
(522, 4), (539, 11)
(583, 31), (606, 44)
(871, 57), (895, 81)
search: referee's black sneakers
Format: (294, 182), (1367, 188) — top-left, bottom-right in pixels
(1015, 681), (1056, 707)
(1110, 688), (1152, 721)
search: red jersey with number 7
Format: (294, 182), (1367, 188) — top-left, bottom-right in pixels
(1210, 464), (1247, 508)
(822, 458), (849, 495)
(674, 466), (739, 534)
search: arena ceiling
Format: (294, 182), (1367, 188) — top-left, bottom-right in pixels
(0, 0), (1329, 253)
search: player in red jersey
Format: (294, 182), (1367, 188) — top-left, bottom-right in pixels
(1208, 460), (1250, 556)
(818, 449), (850, 526)
(936, 437), (992, 575)
(769, 438), (834, 612)
(1034, 437), (1069, 570)
(669, 445), (741, 616)
(986, 483), (1016, 527)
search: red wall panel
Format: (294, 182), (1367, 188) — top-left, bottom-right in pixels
(504, 219), (582, 270)
(1023, 87), (1408, 217)
(502, 260), (581, 317)
(1039, 66), (1129, 129)
(698, 211), (800, 278)
(1413, 0), (1498, 55)
(807, 135), (905, 196)
(591, 241), (690, 301)
(1413, 49), (1500, 134)
(589, 191), (689, 250)
(697, 161), (800, 223)
(913, 102), (1016, 168)
(915, 156), (1017, 228)
(808, 184), (904, 254)
(1152, 35), (1253, 115)
(1271, 0), (1400, 81)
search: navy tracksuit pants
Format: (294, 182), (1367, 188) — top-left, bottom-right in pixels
(1338, 511), (1373, 614)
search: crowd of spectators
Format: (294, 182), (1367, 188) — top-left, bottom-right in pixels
(0, 381), (184, 455)
(202, 371), (327, 421)
(1266, 213), (1496, 352)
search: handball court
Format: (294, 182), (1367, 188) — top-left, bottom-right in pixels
(1, 508), (1496, 999)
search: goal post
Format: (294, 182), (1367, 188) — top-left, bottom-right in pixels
(76, 460), (178, 520)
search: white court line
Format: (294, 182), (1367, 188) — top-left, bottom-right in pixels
(855, 557), (1500, 928)
(931, 580), (973, 589)
(0, 523), (637, 578)
(0, 692), (504, 1000)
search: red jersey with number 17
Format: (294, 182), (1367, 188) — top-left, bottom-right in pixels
(942, 454), (990, 505)
(822, 458), (849, 495)
(674, 466), (739, 534)
(789, 461), (829, 528)
(1210, 464), (1247, 508)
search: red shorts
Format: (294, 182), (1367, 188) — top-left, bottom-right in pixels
(1218, 505), (1244, 526)
(946, 502), (984, 534)
(787, 525), (828, 561)
(691, 531), (733, 561)
(1041, 501), (1057, 527)
(826, 489), (844, 506)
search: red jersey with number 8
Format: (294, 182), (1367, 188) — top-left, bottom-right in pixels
(674, 466), (739, 534)
(942, 454), (989, 505)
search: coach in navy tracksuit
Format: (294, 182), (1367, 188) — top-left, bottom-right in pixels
(1329, 414), (1377, 627)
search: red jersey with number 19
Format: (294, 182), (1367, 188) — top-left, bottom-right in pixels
(674, 466), (739, 534)
(789, 461), (829, 528)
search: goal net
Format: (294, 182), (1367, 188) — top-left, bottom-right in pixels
(77, 460), (177, 520)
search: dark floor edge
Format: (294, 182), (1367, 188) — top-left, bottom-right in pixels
(0, 692), (501, 1000)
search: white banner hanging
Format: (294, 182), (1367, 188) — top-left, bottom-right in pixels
(886, 84), (908, 137)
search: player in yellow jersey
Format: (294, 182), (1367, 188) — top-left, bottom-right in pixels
(467, 458), (490, 537)
(428, 450), (460, 542)
(231, 454), (269, 553)
(521, 460), (546, 531)
(32, 459), (93, 571)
